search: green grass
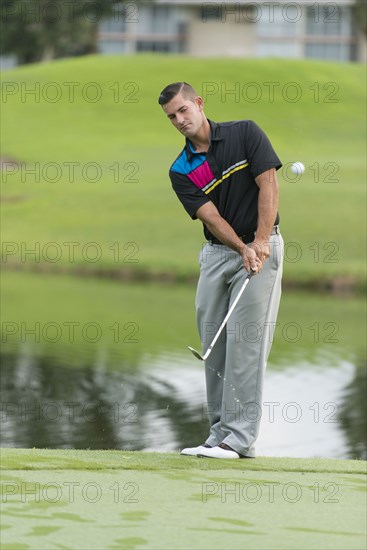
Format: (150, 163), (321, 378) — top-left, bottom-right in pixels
(1, 270), (365, 367)
(1, 55), (366, 287)
(1, 448), (366, 550)
(1, 448), (366, 473)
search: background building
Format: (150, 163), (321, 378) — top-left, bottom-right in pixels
(98, 0), (366, 62)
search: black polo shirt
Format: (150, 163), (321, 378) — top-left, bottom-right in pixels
(169, 119), (281, 241)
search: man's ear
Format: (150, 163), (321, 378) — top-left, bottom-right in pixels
(195, 96), (204, 111)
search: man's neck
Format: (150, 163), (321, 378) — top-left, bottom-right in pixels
(190, 118), (211, 153)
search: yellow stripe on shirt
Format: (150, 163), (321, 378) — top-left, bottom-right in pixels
(204, 162), (249, 195)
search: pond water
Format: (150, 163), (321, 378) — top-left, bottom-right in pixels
(1, 272), (366, 460)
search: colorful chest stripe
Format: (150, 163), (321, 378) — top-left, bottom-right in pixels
(172, 149), (248, 195)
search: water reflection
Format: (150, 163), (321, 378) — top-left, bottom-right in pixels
(338, 358), (367, 460)
(0, 351), (207, 451)
(1, 350), (365, 459)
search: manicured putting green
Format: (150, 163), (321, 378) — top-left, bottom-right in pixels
(1, 448), (366, 549)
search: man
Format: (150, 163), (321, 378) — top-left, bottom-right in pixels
(159, 82), (283, 459)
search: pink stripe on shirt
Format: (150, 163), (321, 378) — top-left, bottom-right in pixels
(187, 161), (215, 189)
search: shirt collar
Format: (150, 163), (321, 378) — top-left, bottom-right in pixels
(208, 119), (223, 142)
(185, 119), (223, 160)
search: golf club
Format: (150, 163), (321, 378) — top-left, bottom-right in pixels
(188, 269), (255, 361)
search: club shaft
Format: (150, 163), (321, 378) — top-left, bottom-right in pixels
(203, 271), (254, 360)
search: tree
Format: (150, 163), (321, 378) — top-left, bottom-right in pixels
(0, 0), (118, 65)
(353, 0), (367, 38)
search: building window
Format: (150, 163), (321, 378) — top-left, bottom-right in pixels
(136, 41), (180, 53)
(139, 6), (176, 34)
(257, 5), (298, 37)
(200, 4), (222, 21)
(306, 6), (352, 37)
(305, 42), (354, 61)
(99, 5), (128, 33)
(0, 54), (18, 70)
(257, 41), (300, 58)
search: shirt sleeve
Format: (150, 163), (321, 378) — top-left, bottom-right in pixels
(245, 120), (282, 179)
(169, 169), (211, 220)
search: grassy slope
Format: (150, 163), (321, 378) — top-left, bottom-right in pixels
(1, 449), (366, 550)
(1, 55), (366, 286)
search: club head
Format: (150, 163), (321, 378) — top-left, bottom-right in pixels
(188, 346), (204, 361)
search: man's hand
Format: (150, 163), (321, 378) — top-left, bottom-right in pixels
(241, 244), (261, 273)
(195, 201), (271, 275)
(251, 239), (270, 267)
(242, 239), (270, 273)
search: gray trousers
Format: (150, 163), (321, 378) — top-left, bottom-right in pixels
(196, 232), (283, 457)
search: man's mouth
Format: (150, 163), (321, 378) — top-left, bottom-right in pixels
(180, 124), (190, 131)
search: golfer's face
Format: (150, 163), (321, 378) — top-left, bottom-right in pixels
(162, 93), (204, 138)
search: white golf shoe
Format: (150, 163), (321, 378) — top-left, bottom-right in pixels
(180, 444), (212, 456)
(197, 444), (241, 459)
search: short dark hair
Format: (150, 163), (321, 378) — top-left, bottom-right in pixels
(158, 82), (198, 105)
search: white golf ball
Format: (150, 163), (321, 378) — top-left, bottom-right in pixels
(291, 162), (305, 175)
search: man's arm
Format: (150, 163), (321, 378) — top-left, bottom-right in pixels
(196, 167), (279, 272)
(195, 202), (260, 273)
(252, 168), (279, 264)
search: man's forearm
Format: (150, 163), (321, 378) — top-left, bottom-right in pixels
(196, 200), (262, 273)
(255, 169), (279, 241)
(203, 213), (246, 254)
(202, 213), (259, 273)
